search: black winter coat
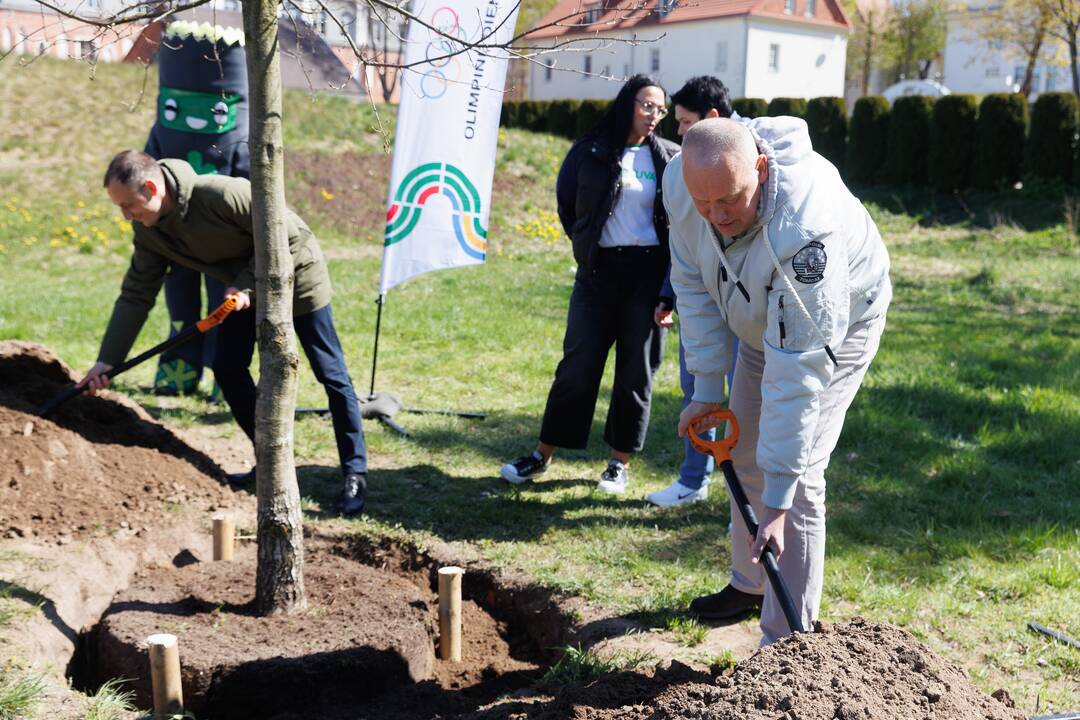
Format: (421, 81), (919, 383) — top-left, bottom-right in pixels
(555, 133), (680, 275)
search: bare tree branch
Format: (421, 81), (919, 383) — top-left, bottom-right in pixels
(30, 0), (213, 29)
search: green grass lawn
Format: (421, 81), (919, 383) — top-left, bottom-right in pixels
(1, 58), (1078, 712)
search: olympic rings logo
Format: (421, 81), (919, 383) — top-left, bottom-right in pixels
(417, 5), (478, 100)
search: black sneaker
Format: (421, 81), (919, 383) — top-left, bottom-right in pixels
(340, 473), (367, 516)
(689, 584), (763, 621)
(500, 452), (549, 484)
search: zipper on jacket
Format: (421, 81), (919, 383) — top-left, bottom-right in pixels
(778, 294), (786, 349)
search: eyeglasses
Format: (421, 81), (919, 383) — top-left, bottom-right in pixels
(636, 99), (669, 118)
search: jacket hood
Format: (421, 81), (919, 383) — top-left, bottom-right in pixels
(159, 158), (199, 220)
(745, 115), (814, 231)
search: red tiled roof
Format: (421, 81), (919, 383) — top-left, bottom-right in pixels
(527, 0), (848, 39)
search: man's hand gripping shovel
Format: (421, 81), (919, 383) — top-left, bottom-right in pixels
(37, 295), (241, 418)
(687, 408), (807, 634)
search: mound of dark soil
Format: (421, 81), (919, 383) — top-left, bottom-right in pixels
(95, 538), (540, 719)
(0, 341), (237, 541)
(470, 618), (1026, 720)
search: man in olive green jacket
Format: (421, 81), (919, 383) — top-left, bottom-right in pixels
(81, 150), (367, 515)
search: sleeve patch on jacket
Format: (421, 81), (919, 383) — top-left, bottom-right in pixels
(792, 240), (827, 284)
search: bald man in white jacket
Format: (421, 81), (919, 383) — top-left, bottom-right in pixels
(667, 117), (891, 644)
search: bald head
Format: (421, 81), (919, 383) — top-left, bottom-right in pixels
(680, 118), (768, 238)
(682, 118), (759, 172)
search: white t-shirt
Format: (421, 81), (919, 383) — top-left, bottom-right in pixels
(598, 145), (660, 248)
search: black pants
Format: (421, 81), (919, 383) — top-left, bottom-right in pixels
(212, 303), (367, 476)
(539, 246), (666, 454)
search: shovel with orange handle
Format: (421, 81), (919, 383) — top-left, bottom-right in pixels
(687, 407), (807, 634)
(37, 294), (240, 418)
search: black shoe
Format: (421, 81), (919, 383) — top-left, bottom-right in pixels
(226, 468), (255, 487)
(500, 453), (549, 484)
(689, 584), (763, 621)
(340, 473), (367, 516)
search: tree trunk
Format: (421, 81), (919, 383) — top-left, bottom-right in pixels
(242, 0), (307, 616)
(1020, 30), (1044, 97)
(861, 9), (874, 96)
(1071, 26), (1080, 99)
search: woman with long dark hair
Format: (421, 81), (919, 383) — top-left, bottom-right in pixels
(500, 75), (679, 493)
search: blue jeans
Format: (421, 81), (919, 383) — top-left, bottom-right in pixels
(677, 332), (739, 490)
(212, 303), (367, 476)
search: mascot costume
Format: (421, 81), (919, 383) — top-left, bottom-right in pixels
(146, 20), (249, 396)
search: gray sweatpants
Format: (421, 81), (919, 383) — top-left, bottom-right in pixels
(727, 315), (885, 645)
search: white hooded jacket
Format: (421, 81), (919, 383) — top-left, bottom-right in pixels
(665, 116), (891, 509)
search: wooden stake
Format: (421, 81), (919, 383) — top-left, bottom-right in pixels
(147, 633), (183, 719)
(438, 566), (464, 662)
(212, 516), (235, 561)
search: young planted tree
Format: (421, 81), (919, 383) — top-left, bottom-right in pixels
(242, 0), (307, 615)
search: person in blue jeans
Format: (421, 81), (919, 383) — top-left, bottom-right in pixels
(648, 76), (738, 507)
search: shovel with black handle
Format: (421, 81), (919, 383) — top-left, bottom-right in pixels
(687, 407), (807, 635)
(37, 295), (240, 419)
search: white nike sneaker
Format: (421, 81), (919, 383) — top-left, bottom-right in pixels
(596, 460), (629, 494)
(647, 479), (708, 507)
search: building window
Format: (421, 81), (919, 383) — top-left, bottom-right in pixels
(318, 10), (329, 35)
(715, 41), (727, 73)
(545, 59), (554, 81)
(650, 48), (660, 72)
(342, 11), (357, 41)
(584, 3), (601, 24)
(222, 0), (241, 11)
(584, 54), (592, 75)
(805, 0), (816, 15)
(1011, 65), (1025, 88)
(768, 43), (780, 72)
(985, 66), (1000, 78)
(784, 0), (795, 14)
(79, 40), (96, 60)
(658, 0), (677, 17)
(84, 0), (100, 11)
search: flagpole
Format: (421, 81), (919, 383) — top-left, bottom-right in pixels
(368, 293), (384, 399)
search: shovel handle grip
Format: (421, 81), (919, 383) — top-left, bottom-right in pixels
(196, 294), (239, 333)
(687, 408), (740, 464)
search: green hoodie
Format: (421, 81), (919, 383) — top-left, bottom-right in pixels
(98, 158), (332, 366)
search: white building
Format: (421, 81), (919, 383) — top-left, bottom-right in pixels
(943, 5), (1070, 99)
(525, 0), (850, 102)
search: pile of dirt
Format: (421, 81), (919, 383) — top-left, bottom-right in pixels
(469, 618), (1026, 720)
(94, 538), (540, 719)
(0, 341), (238, 542)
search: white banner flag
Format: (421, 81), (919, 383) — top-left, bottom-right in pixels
(379, 0), (520, 293)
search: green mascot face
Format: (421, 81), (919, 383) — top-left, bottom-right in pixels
(158, 87), (240, 134)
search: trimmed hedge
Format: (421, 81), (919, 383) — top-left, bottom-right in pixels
(1027, 91), (1078, 182)
(767, 97), (808, 118)
(847, 96), (890, 186)
(575, 99), (608, 138)
(733, 97), (767, 118)
(973, 94), (1028, 190)
(881, 95), (933, 186)
(494, 92), (1039, 195)
(806, 96), (847, 173)
(548, 99), (582, 139)
(659, 109), (680, 142)
(929, 94), (978, 192)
